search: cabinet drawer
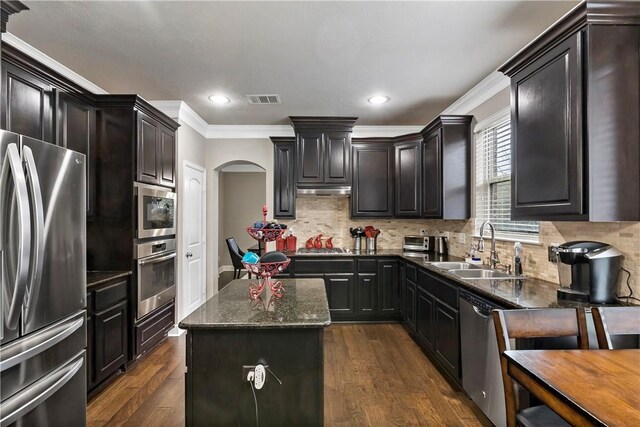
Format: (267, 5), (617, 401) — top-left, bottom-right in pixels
(94, 279), (128, 312)
(295, 258), (354, 274)
(357, 259), (377, 273)
(418, 270), (458, 308)
(406, 263), (417, 283)
(135, 302), (174, 357)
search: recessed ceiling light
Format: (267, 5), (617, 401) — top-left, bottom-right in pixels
(368, 95), (389, 104)
(209, 95), (230, 104)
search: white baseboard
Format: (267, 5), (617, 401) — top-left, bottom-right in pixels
(218, 265), (235, 275)
(168, 325), (186, 336)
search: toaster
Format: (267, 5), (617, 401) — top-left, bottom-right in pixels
(403, 235), (434, 252)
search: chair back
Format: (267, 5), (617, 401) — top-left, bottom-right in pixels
(492, 308), (589, 427)
(592, 307), (640, 349)
(225, 237), (246, 269)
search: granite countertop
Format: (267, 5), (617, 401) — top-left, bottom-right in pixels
(87, 271), (132, 288)
(179, 278), (331, 330)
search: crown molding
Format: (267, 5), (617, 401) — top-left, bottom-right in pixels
(440, 71), (509, 116)
(149, 100), (209, 137)
(352, 126), (423, 138)
(2, 33), (108, 95)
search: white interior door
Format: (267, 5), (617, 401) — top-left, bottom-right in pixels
(181, 162), (206, 320)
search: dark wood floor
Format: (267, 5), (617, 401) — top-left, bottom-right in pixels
(87, 324), (488, 426)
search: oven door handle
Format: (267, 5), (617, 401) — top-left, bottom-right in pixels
(139, 252), (177, 266)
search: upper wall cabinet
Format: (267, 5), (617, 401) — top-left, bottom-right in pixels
(271, 137), (296, 219)
(394, 134), (422, 218)
(499, 1), (640, 221)
(421, 115), (472, 220)
(136, 110), (176, 188)
(352, 139), (394, 218)
(290, 116), (357, 188)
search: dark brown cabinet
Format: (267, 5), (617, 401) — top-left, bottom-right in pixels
(499, 3), (640, 221)
(87, 276), (130, 392)
(351, 141), (394, 217)
(420, 116), (472, 220)
(356, 273), (376, 315)
(398, 261), (406, 320)
(135, 301), (174, 358)
(1, 60), (54, 142)
(136, 111), (176, 188)
(290, 116), (356, 188)
(58, 92), (96, 218)
(434, 300), (460, 379)
(378, 259), (399, 316)
(416, 286), (435, 350)
(271, 137), (296, 219)
(394, 135), (422, 217)
(325, 275), (356, 317)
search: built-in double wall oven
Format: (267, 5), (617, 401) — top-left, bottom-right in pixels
(134, 182), (177, 320)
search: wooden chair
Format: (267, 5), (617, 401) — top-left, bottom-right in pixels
(492, 308), (589, 427)
(225, 237), (251, 279)
(592, 307), (640, 349)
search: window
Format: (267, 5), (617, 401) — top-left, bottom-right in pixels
(475, 109), (539, 241)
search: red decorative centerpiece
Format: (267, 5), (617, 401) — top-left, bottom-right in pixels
(242, 206), (290, 300)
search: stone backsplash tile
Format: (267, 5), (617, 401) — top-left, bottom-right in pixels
(281, 197), (640, 298)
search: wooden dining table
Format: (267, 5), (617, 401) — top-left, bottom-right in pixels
(503, 349), (640, 426)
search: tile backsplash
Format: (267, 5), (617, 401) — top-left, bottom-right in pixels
(281, 197), (640, 298)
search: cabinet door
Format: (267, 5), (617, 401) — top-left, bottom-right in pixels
(434, 300), (460, 379)
(395, 141), (422, 217)
(511, 33), (583, 218)
(159, 126), (176, 187)
(398, 262), (406, 319)
(325, 275), (355, 317)
(378, 259), (399, 315)
(405, 280), (417, 332)
(1, 61), (54, 142)
(296, 131), (324, 184)
(323, 131), (350, 185)
(273, 141), (296, 219)
(423, 130), (442, 218)
(136, 111), (160, 184)
(94, 300), (128, 383)
(351, 143), (394, 217)
(416, 287), (435, 350)
(58, 92), (96, 218)
(356, 274), (376, 315)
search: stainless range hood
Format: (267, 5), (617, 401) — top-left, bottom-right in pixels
(297, 186), (351, 197)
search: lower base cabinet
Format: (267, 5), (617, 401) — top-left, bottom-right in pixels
(86, 277), (130, 392)
(416, 286), (435, 351)
(434, 300), (460, 379)
(356, 273), (377, 315)
(135, 301), (175, 358)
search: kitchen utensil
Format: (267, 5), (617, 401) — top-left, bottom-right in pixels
(314, 234), (323, 249)
(366, 237), (377, 252)
(353, 236), (363, 251)
(326, 237), (334, 249)
(306, 238), (314, 249)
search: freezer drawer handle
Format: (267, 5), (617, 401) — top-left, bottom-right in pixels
(0, 143), (31, 331)
(22, 146), (46, 325)
(0, 355), (83, 427)
(0, 316), (83, 372)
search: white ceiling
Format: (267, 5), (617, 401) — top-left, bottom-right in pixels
(8, 1), (578, 126)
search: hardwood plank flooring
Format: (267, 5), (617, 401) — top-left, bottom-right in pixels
(87, 324), (489, 426)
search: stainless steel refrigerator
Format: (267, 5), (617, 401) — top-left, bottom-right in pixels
(0, 130), (87, 426)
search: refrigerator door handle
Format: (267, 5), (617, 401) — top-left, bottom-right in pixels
(22, 146), (45, 324)
(0, 143), (31, 331)
(0, 315), (83, 372)
(0, 355), (83, 427)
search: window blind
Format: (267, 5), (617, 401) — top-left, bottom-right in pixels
(475, 116), (539, 240)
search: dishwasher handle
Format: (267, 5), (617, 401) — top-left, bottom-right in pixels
(472, 305), (492, 318)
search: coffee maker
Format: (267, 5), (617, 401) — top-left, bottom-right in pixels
(556, 241), (622, 304)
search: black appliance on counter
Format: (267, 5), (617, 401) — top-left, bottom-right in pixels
(556, 241), (622, 304)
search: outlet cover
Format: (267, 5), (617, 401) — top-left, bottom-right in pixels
(458, 233), (466, 244)
(548, 245), (559, 263)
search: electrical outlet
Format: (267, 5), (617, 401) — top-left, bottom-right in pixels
(548, 244), (559, 263)
(458, 233), (465, 244)
(242, 365), (255, 381)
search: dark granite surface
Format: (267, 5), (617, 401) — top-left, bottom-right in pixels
(287, 249), (608, 309)
(87, 271), (132, 289)
(179, 278), (331, 330)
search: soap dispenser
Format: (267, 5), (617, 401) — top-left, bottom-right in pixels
(514, 242), (523, 276)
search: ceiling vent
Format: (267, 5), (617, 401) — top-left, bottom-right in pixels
(246, 94), (281, 105)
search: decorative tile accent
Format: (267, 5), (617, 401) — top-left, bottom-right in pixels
(282, 197), (640, 298)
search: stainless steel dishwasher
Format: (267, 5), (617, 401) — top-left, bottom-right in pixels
(460, 291), (506, 427)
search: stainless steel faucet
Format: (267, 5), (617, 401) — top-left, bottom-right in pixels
(478, 220), (500, 269)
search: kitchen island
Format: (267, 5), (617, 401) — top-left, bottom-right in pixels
(179, 278), (330, 427)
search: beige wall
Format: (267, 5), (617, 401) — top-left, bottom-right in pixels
(175, 119), (207, 322)
(219, 172), (267, 266)
(205, 138), (274, 297)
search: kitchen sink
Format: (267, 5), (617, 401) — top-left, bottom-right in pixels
(428, 262), (482, 270)
(449, 269), (513, 279)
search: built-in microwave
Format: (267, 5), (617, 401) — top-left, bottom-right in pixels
(135, 182), (176, 239)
